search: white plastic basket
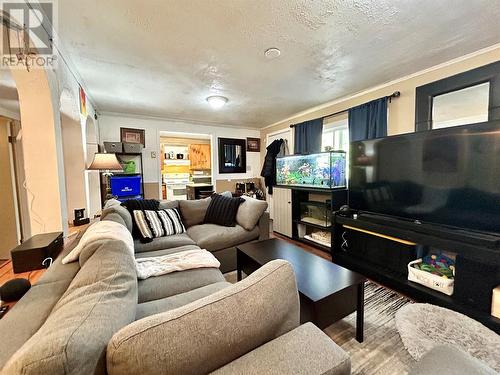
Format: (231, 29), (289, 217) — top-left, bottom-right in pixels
(407, 259), (454, 296)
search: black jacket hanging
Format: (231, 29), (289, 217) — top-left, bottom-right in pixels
(260, 139), (283, 195)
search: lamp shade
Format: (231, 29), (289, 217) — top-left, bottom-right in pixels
(87, 153), (122, 171)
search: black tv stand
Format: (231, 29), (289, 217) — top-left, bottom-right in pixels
(358, 212), (500, 251)
(332, 214), (500, 332)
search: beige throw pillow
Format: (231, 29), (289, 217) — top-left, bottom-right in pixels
(179, 197), (211, 227)
(236, 195), (268, 231)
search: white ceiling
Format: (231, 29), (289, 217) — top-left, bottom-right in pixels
(58, 0), (500, 128)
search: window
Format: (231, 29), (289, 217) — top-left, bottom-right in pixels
(432, 82), (490, 129)
(322, 116), (348, 152)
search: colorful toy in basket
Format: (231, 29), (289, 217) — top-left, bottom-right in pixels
(412, 254), (455, 279)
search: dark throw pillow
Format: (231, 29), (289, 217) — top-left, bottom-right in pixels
(121, 199), (160, 239)
(204, 194), (244, 227)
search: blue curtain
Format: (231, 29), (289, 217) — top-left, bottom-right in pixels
(348, 97), (388, 142)
(293, 118), (323, 154)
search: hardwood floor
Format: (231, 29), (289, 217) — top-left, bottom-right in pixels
(0, 260), (44, 286)
(272, 232), (332, 261)
(0, 261), (44, 310)
(0, 228), (84, 309)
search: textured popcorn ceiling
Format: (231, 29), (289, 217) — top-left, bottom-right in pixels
(58, 0), (500, 128)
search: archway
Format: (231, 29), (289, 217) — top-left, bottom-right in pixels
(0, 15), (67, 236)
(84, 115), (100, 218)
(60, 88), (86, 224)
(9, 67), (67, 235)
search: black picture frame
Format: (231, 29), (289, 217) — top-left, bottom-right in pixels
(415, 61), (500, 131)
(218, 137), (246, 174)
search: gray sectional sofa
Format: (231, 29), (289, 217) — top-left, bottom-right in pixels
(0, 197), (351, 374)
(118, 197), (270, 273)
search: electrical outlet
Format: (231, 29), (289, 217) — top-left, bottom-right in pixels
(151, 151), (157, 158)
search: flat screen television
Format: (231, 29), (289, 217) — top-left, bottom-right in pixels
(349, 120), (500, 234)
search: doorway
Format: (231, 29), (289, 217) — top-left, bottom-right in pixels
(159, 132), (213, 200)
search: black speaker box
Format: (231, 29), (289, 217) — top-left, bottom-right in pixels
(11, 232), (63, 273)
(454, 256), (500, 313)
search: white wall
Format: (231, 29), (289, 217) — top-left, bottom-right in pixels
(99, 114), (261, 192)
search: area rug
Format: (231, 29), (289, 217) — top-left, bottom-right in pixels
(325, 282), (415, 375)
(395, 303), (500, 372)
(224, 272), (416, 374)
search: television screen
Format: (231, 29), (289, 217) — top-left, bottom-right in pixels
(349, 121), (500, 234)
(110, 175), (142, 197)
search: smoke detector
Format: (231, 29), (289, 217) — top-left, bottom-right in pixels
(264, 48), (281, 59)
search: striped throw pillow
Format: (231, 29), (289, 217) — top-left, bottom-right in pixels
(133, 208), (186, 240)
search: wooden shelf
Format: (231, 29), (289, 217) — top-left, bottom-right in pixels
(342, 224), (416, 246)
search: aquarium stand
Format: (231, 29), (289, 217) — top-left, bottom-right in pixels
(291, 188), (347, 253)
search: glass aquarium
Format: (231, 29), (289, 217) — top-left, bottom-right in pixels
(300, 201), (332, 227)
(276, 151), (346, 189)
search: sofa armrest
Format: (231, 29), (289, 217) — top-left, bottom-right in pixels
(258, 211), (270, 240)
(211, 323), (351, 375)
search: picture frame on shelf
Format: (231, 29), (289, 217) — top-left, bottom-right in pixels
(120, 127), (145, 147)
(246, 137), (260, 152)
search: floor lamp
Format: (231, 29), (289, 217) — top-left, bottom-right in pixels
(87, 153), (122, 207)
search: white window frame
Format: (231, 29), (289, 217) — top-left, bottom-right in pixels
(322, 114), (349, 152)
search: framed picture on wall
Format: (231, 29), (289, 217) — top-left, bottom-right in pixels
(120, 127), (145, 147)
(218, 137), (247, 174)
(246, 137), (260, 152)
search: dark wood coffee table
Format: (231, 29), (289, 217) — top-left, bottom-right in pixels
(236, 238), (367, 342)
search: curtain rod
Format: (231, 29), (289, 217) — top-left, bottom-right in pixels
(290, 91), (401, 128)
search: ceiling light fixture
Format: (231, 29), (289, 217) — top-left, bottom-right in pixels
(264, 47), (281, 59)
(206, 95), (228, 109)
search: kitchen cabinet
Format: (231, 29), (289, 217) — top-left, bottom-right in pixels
(189, 144), (211, 170)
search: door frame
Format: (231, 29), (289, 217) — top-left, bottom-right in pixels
(158, 131), (214, 199)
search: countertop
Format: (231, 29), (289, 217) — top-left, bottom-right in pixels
(185, 183), (213, 187)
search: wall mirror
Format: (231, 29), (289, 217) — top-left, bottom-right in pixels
(415, 61), (500, 131)
(218, 138), (246, 173)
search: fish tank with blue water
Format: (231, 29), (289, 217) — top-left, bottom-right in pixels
(276, 151), (346, 189)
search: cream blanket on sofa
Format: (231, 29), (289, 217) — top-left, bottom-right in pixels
(62, 220), (220, 279)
